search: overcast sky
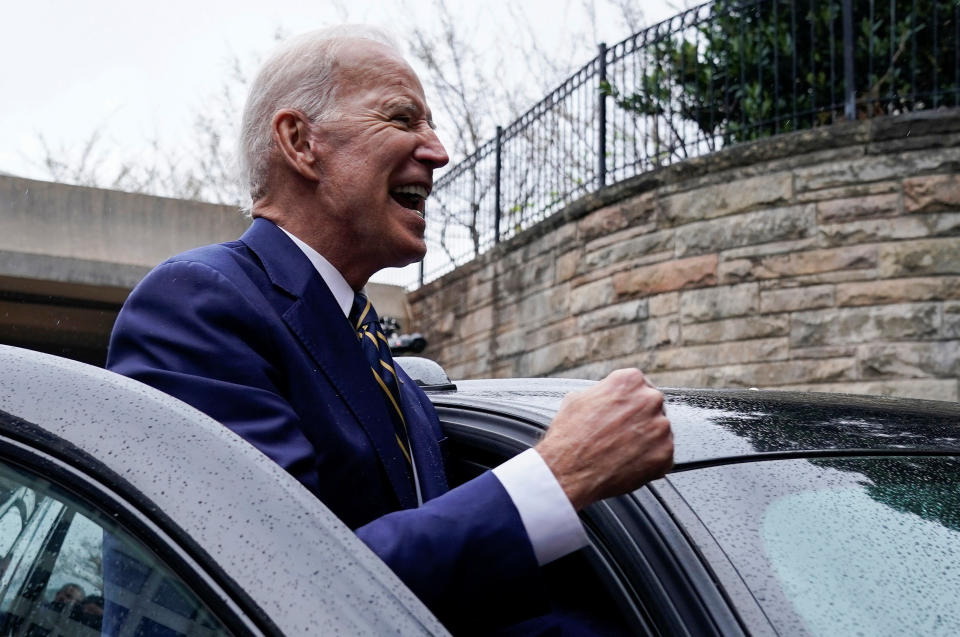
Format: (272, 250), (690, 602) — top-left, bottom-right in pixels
(1, 0), (684, 286)
(0, 0), (683, 183)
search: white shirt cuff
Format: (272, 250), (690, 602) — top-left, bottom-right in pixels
(491, 448), (589, 565)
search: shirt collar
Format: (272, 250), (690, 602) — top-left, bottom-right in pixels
(278, 227), (354, 317)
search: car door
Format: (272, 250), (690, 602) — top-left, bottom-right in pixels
(431, 398), (747, 637)
(0, 446), (238, 637)
(0, 346), (448, 636)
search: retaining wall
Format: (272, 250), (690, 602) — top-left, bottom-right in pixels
(409, 109), (960, 401)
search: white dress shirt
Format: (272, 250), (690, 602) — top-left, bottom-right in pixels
(279, 227), (588, 565)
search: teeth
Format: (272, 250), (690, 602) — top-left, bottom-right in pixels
(392, 184), (429, 199)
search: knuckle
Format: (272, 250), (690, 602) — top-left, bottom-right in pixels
(610, 367), (645, 385)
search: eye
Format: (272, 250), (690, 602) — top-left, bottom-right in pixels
(391, 114), (413, 125)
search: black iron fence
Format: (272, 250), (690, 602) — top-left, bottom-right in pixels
(409, 0), (960, 288)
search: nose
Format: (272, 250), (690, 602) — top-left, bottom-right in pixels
(415, 128), (449, 169)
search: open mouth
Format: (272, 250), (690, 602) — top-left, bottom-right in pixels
(390, 184), (429, 215)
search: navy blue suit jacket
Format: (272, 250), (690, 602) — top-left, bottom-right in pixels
(107, 218), (542, 628)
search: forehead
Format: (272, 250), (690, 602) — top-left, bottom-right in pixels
(332, 40), (427, 106)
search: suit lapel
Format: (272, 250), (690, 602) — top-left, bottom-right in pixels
(396, 367), (449, 501)
(240, 219), (418, 509)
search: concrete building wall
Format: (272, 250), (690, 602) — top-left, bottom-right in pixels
(408, 110), (960, 401)
(0, 175), (410, 364)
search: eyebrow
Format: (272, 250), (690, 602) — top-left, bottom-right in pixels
(384, 99), (436, 128)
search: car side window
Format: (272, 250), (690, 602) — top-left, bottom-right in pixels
(0, 461), (231, 637)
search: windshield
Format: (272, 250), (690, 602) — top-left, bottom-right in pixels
(667, 456), (960, 636)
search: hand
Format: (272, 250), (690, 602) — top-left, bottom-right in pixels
(535, 368), (673, 510)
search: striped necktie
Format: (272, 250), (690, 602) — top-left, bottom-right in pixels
(348, 292), (419, 498)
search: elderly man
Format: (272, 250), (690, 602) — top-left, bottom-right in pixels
(107, 26), (672, 632)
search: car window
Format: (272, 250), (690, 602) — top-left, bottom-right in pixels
(667, 456), (960, 637)
(0, 460), (232, 637)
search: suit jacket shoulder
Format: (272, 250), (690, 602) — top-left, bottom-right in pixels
(107, 218), (543, 630)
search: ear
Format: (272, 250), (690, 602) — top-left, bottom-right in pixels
(271, 109), (320, 181)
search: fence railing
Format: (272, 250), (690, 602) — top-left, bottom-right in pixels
(405, 0), (960, 289)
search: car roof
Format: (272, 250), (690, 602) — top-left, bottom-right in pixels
(437, 379), (960, 468)
(0, 346), (445, 635)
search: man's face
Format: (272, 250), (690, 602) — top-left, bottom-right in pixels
(307, 40), (449, 276)
(54, 585), (83, 604)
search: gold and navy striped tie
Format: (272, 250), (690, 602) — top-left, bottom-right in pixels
(349, 293), (416, 478)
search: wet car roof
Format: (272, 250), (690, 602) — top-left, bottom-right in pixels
(437, 379), (960, 468)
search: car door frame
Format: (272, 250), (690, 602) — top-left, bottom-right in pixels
(432, 399), (751, 637)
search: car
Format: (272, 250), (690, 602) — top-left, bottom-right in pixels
(0, 344), (959, 635)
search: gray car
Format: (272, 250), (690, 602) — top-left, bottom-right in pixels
(0, 344), (959, 635)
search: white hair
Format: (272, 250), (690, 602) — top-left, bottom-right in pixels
(238, 25), (401, 209)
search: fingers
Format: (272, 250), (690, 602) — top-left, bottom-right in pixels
(536, 368), (674, 510)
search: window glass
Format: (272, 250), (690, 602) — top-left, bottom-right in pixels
(0, 460), (232, 637)
(667, 457), (960, 636)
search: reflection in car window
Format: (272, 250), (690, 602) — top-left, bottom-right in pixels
(0, 460), (232, 637)
(668, 457), (960, 636)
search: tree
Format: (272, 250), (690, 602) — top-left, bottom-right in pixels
(601, 0), (960, 161)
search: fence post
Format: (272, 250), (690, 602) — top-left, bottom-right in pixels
(494, 126), (503, 244)
(842, 0), (856, 119)
(597, 42), (608, 188)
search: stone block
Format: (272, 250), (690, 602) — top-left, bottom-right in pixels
(518, 337), (588, 376)
(585, 323), (647, 357)
(577, 299), (648, 331)
(760, 268), (877, 286)
(904, 174), (960, 212)
(676, 204), (815, 257)
(681, 315), (789, 344)
(621, 191), (656, 224)
(477, 262), (497, 284)
(570, 279), (616, 315)
(527, 317), (579, 351)
(795, 180), (899, 204)
(553, 361), (614, 381)
(795, 148), (960, 192)
(577, 204), (628, 242)
(583, 230), (674, 270)
(759, 284), (834, 313)
(790, 304), (940, 347)
(555, 249), (582, 282)
(859, 342), (960, 379)
(776, 379), (958, 401)
(524, 222), (575, 259)
(944, 302), (960, 338)
(465, 279), (493, 310)
(642, 317), (680, 349)
(680, 283), (759, 323)
(702, 357), (858, 387)
(659, 172), (793, 226)
(643, 338), (789, 372)
(816, 193), (900, 223)
(646, 368), (708, 388)
(719, 245), (876, 283)
(518, 253), (556, 292)
(519, 285), (570, 325)
(612, 254), (718, 297)
(495, 300), (518, 330)
(819, 213), (960, 246)
(788, 345), (857, 359)
(732, 237), (822, 261)
(878, 238), (960, 277)
(836, 277), (960, 306)
(434, 310), (456, 338)
(494, 328), (526, 357)
(649, 292), (679, 317)
(458, 304), (494, 338)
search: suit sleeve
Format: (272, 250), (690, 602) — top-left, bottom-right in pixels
(107, 259), (546, 631)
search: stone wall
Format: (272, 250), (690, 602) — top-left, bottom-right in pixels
(408, 109), (960, 401)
